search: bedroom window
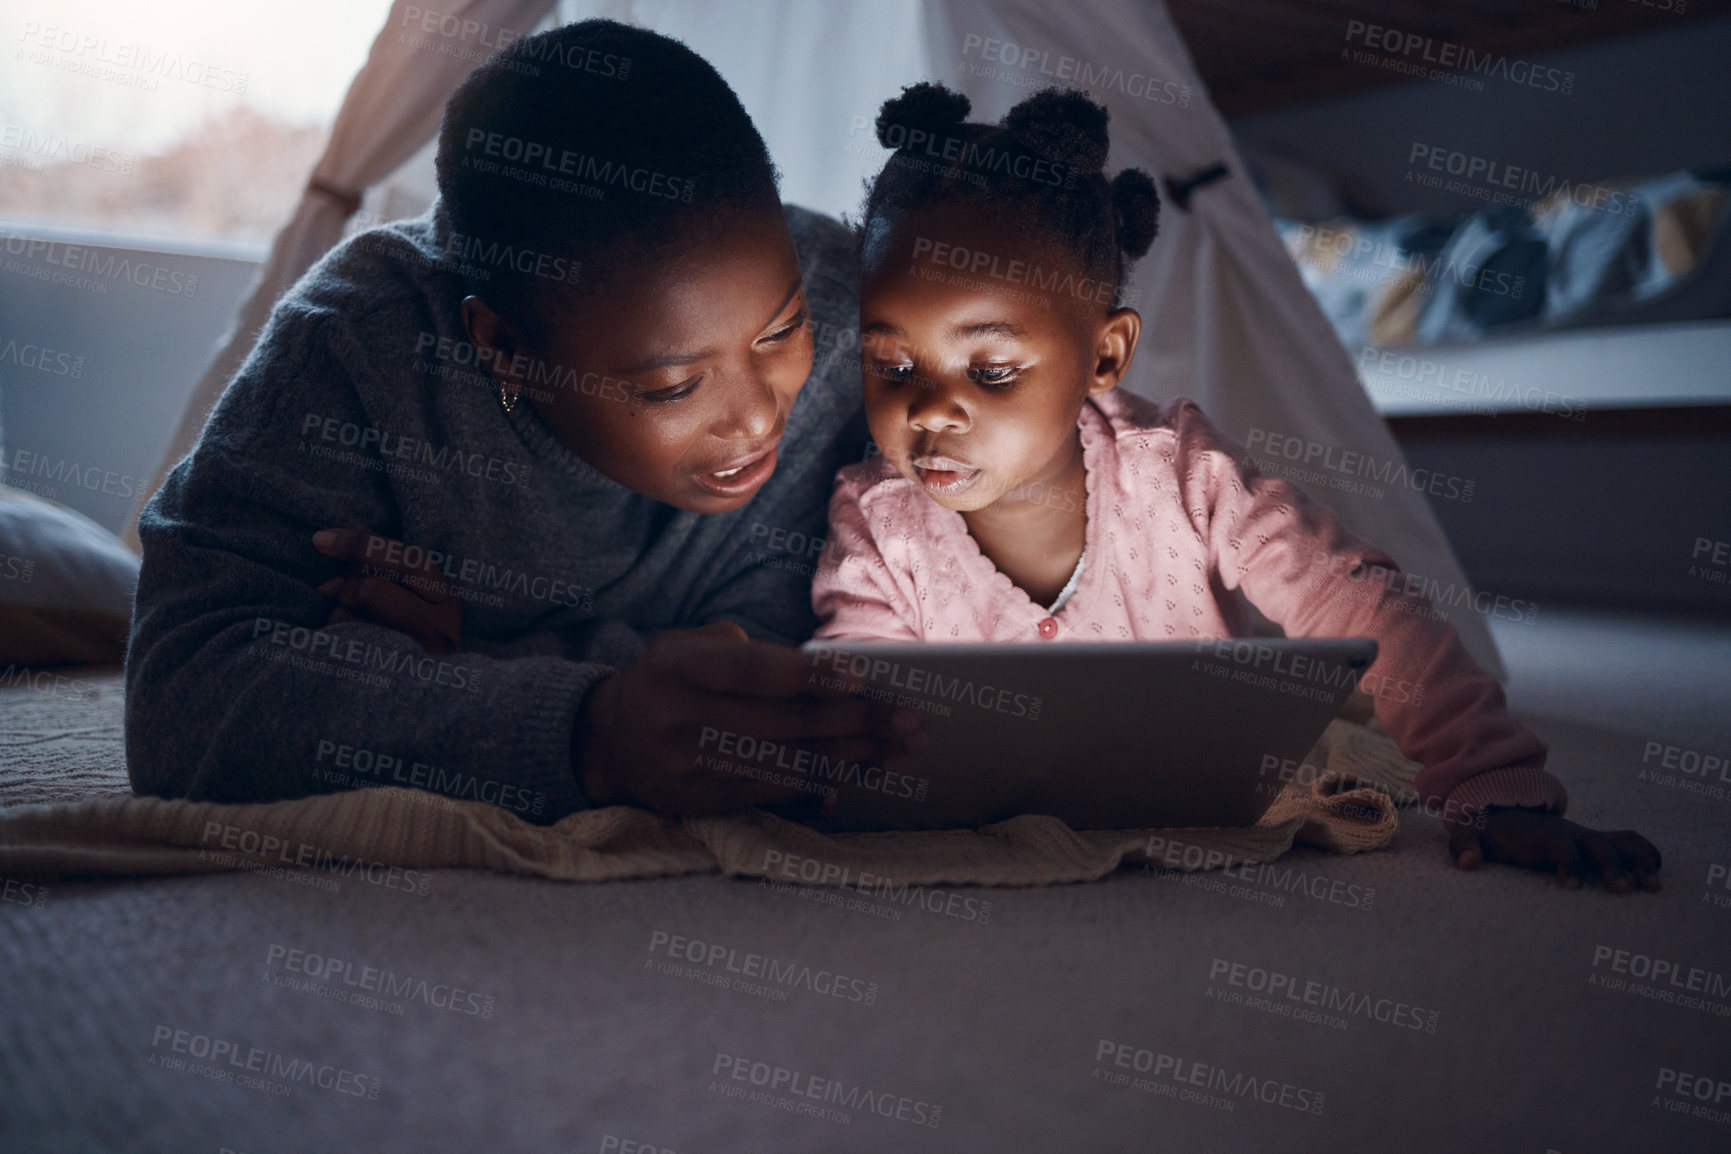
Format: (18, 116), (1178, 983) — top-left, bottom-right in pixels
(0, 0), (395, 246)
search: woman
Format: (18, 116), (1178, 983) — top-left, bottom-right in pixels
(126, 20), (913, 822)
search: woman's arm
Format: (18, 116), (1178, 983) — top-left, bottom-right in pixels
(311, 526), (650, 668)
(125, 312), (605, 823)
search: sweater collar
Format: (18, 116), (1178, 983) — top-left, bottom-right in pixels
(498, 394), (631, 495)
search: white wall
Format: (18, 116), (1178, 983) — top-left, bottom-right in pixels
(551, 0), (933, 222)
(0, 230), (261, 534)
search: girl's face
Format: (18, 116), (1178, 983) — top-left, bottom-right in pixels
(858, 204), (1139, 514)
(466, 205), (813, 514)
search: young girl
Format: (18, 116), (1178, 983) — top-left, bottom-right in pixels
(814, 84), (1660, 890)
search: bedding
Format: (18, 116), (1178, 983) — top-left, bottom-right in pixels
(5, 612), (1728, 1152)
(0, 670), (1412, 886)
(1277, 166), (1731, 351)
(1356, 319), (1731, 415)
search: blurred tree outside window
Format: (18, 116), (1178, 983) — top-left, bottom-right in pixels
(0, 0), (396, 245)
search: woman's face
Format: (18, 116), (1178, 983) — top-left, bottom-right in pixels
(858, 204), (1129, 514)
(470, 205), (813, 513)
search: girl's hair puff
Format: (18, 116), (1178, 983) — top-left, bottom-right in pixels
(861, 83), (1158, 306)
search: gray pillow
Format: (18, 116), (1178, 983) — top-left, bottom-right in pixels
(0, 484), (139, 665)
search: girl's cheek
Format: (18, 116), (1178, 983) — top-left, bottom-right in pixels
(863, 398), (904, 443)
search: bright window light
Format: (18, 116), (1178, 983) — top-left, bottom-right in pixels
(0, 0), (396, 241)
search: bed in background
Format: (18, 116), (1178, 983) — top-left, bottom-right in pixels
(1356, 319), (1731, 417)
(1241, 155), (1731, 614)
(1277, 167), (1731, 347)
(1259, 163), (1731, 416)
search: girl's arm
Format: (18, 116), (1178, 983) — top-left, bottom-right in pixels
(1167, 401), (1563, 815)
(1170, 404), (1661, 890)
(811, 468), (922, 642)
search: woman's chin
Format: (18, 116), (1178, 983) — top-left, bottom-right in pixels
(677, 487), (760, 515)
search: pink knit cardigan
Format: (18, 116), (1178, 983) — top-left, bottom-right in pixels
(813, 390), (1566, 813)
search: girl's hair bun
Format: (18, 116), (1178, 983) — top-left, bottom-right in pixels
(876, 83), (971, 149)
(1112, 168), (1160, 259)
(1002, 88), (1110, 174)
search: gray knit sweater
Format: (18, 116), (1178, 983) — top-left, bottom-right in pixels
(125, 203), (867, 822)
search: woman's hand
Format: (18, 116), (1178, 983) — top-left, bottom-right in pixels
(1446, 807), (1662, 893)
(311, 529), (462, 655)
(573, 622), (923, 816)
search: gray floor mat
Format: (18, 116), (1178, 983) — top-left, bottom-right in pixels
(2, 612), (1727, 1152)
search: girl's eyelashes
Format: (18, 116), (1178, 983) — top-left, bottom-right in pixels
(867, 362), (916, 384)
(866, 361), (1024, 388)
(968, 364), (1023, 387)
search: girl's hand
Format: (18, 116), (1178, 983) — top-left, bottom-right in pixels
(1446, 807), (1662, 893)
(311, 529), (462, 656)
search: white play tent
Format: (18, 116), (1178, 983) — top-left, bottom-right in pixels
(129, 0), (1505, 676)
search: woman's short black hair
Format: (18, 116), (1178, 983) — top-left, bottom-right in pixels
(436, 19), (780, 333)
(859, 83), (1159, 308)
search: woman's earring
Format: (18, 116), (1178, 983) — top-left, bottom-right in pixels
(499, 378), (524, 413)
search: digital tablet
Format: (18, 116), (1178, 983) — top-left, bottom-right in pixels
(799, 638), (1378, 832)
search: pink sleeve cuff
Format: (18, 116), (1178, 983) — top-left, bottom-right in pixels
(1444, 763), (1569, 816)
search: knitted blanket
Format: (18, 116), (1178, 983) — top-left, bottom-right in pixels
(0, 672), (1415, 886)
